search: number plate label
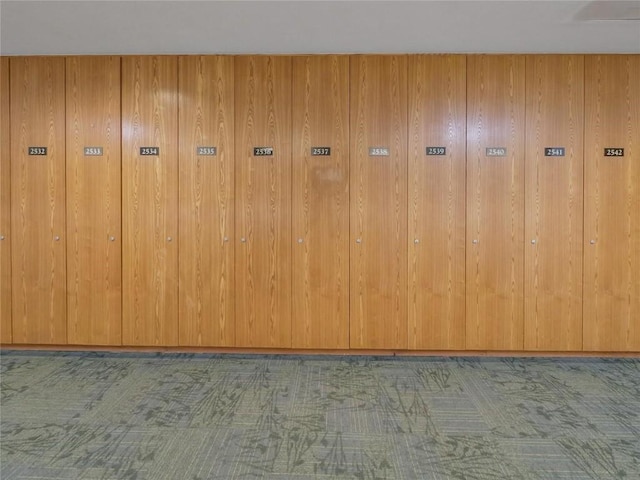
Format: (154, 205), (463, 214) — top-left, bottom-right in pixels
(140, 147), (160, 156)
(544, 147), (565, 157)
(426, 147), (446, 156)
(369, 147), (390, 156)
(311, 147), (331, 156)
(28, 147), (47, 155)
(604, 148), (624, 157)
(84, 147), (104, 156)
(254, 147), (274, 156)
(197, 146), (217, 156)
(486, 147), (507, 157)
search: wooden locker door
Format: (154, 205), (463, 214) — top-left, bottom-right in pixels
(10, 57), (67, 344)
(408, 55), (466, 350)
(122, 56), (178, 346)
(466, 55), (525, 351)
(584, 55), (640, 352)
(66, 56), (122, 346)
(292, 55), (349, 349)
(0, 57), (10, 343)
(178, 56), (235, 347)
(524, 55), (584, 351)
(350, 55), (408, 350)
(235, 56), (292, 348)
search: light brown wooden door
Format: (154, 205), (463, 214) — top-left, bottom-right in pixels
(0, 57), (11, 344)
(466, 55), (525, 351)
(10, 57), (67, 344)
(178, 56), (235, 347)
(122, 56), (178, 346)
(408, 54), (466, 350)
(584, 55), (640, 352)
(350, 55), (408, 350)
(291, 56), (349, 349)
(524, 55), (584, 351)
(235, 56), (292, 348)
(66, 56), (122, 346)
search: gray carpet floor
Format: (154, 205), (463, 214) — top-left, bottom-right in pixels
(0, 351), (638, 479)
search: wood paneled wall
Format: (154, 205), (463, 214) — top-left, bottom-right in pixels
(0, 57), (10, 343)
(466, 55), (525, 351)
(178, 56), (235, 347)
(1, 54), (638, 354)
(524, 55), (584, 351)
(350, 55), (408, 349)
(122, 56), (179, 346)
(584, 55), (640, 352)
(66, 56), (122, 345)
(10, 57), (67, 344)
(292, 56), (350, 349)
(408, 55), (466, 350)
(235, 56), (292, 348)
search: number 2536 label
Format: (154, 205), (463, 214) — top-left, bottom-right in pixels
(254, 147), (273, 156)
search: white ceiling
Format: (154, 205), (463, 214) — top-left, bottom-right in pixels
(1, 0), (639, 55)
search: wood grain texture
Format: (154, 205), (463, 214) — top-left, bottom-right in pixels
(235, 56), (292, 348)
(178, 56), (235, 347)
(466, 55), (525, 351)
(350, 55), (408, 350)
(584, 55), (640, 352)
(0, 57), (11, 343)
(10, 57), (67, 344)
(66, 56), (122, 346)
(524, 55), (584, 351)
(122, 56), (178, 346)
(408, 54), (466, 350)
(292, 55), (349, 349)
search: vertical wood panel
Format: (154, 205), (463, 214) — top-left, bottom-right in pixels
(10, 57), (67, 344)
(179, 56), (235, 347)
(408, 54), (466, 350)
(466, 55), (525, 351)
(524, 55), (583, 351)
(350, 55), (408, 350)
(122, 56), (178, 346)
(66, 56), (122, 346)
(0, 57), (11, 343)
(584, 55), (640, 352)
(292, 55), (349, 349)
(235, 56), (292, 348)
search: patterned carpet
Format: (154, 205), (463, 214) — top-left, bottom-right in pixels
(0, 351), (639, 480)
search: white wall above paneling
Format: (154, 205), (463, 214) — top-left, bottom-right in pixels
(1, 0), (639, 55)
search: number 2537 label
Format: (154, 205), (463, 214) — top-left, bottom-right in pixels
(311, 147), (331, 156)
